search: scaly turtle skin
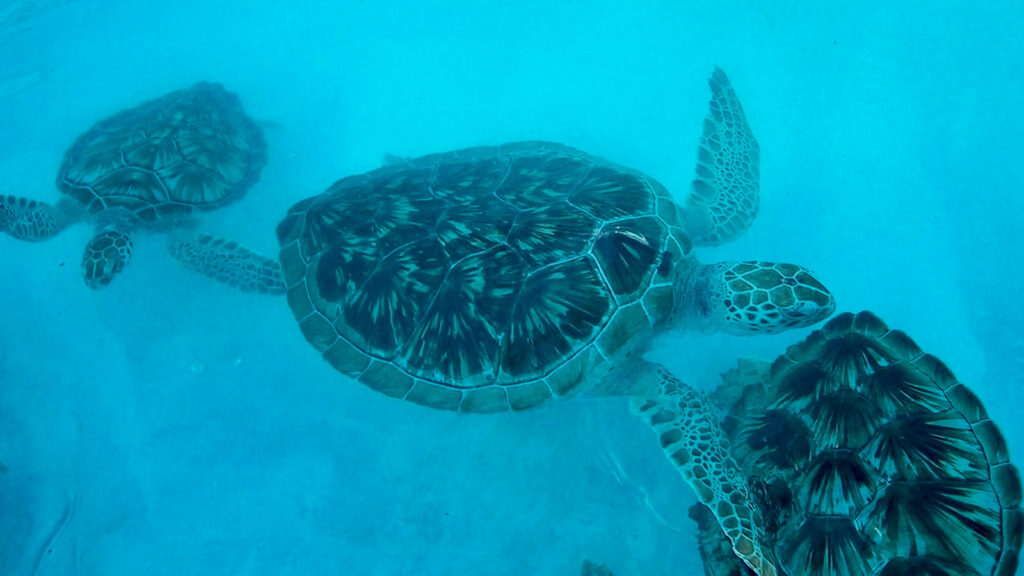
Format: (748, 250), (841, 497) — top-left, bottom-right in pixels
(0, 82), (284, 293)
(277, 69), (835, 576)
(687, 311), (1023, 576)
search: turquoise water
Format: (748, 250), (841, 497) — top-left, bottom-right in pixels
(1, 1), (1021, 574)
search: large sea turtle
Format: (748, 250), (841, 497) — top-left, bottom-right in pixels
(0, 82), (285, 293)
(681, 311), (1022, 576)
(276, 69), (835, 575)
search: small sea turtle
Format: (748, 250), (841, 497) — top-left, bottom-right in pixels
(276, 69), (834, 575)
(0, 82), (285, 293)
(684, 311), (1023, 576)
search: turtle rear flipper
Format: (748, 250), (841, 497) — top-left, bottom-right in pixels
(684, 68), (760, 247)
(168, 233), (285, 295)
(0, 195), (68, 241)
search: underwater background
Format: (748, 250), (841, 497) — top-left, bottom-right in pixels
(0, 0), (1021, 574)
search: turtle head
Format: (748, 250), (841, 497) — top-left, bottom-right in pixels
(681, 261), (835, 335)
(81, 229), (133, 289)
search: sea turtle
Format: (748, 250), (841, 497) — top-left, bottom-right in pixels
(0, 82), (285, 293)
(681, 311), (1023, 576)
(277, 69), (834, 575)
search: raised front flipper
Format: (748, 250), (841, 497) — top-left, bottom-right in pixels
(82, 229), (133, 289)
(632, 363), (777, 576)
(684, 68), (760, 246)
(0, 195), (67, 241)
(168, 233), (285, 295)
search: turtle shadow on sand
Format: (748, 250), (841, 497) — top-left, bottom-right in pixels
(3, 410), (152, 575)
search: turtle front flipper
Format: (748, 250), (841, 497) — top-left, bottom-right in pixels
(167, 233), (286, 295)
(683, 68), (760, 246)
(82, 229), (133, 289)
(0, 195), (69, 241)
(631, 363), (778, 576)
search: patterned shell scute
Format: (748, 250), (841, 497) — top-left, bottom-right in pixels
(338, 237), (449, 358)
(696, 311), (1023, 576)
(506, 202), (599, 268)
(569, 165), (653, 220)
(57, 82), (266, 221)
(593, 216), (665, 303)
(400, 243), (526, 385)
(496, 153), (590, 209)
(277, 142), (684, 411)
(500, 255), (613, 382)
